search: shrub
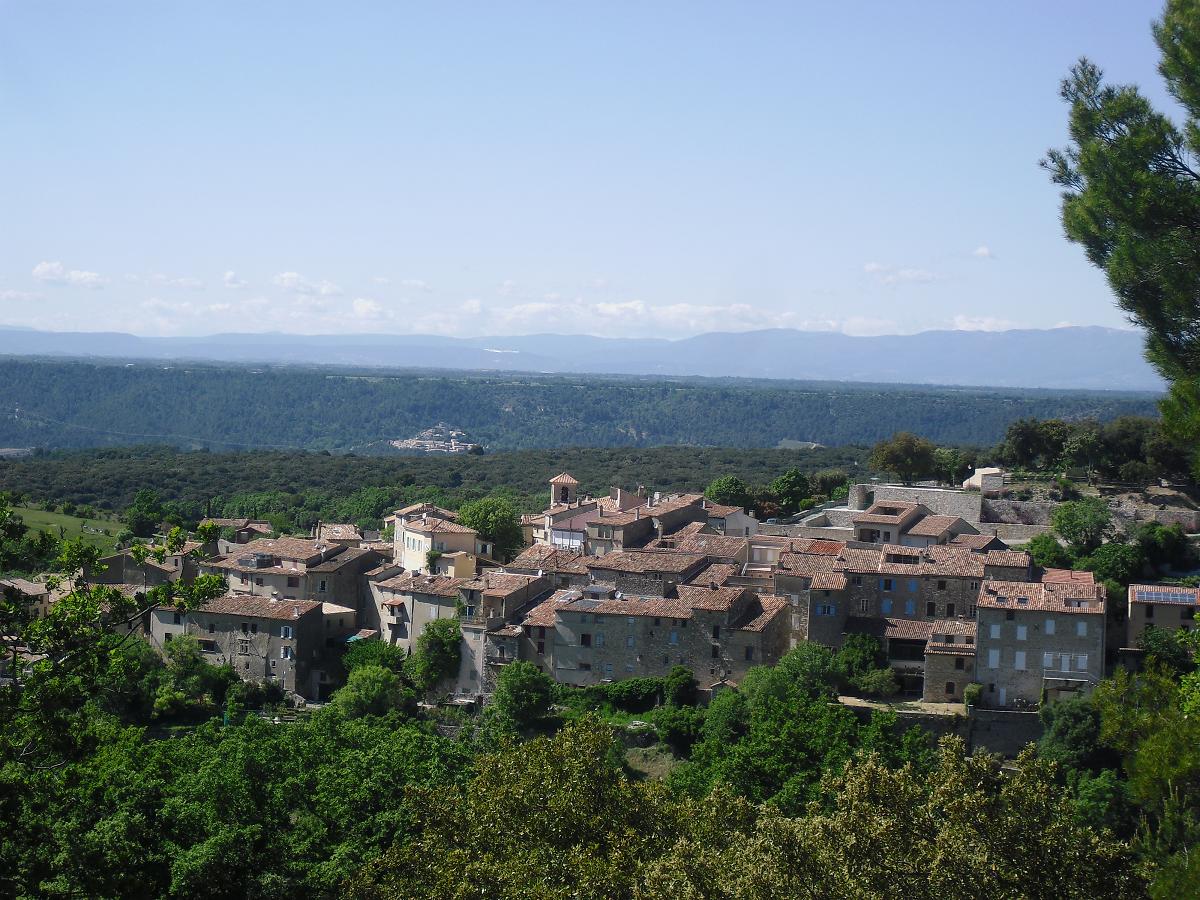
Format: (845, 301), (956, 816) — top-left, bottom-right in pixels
(963, 683), (982, 707)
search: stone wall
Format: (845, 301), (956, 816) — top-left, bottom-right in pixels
(871, 485), (983, 524)
(976, 523), (1052, 544)
(967, 708), (1043, 756)
(981, 499), (1056, 526)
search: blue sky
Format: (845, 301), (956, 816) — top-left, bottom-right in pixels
(0, 1), (1177, 338)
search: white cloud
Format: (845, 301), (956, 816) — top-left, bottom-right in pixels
(0, 289), (39, 302)
(400, 278), (431, 291)
(863, 262), (939, 286)
(462, 298), (483, 315)
(498, 279), (518, 296)
(972, 245), (994, 259)
(951, 314), (1019, 332)
(126, 272), (205, 289)
(352, 297), (384, 318)
(372, 276), (391, 285)
(273, 271), (343, 296)
(223, 270), (247, 288)
(32, 260), (107, 289)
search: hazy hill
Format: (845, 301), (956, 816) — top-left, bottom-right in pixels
(0, 325), (1163, 391)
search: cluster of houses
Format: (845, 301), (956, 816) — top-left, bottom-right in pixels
(4, 471), (1196, 711)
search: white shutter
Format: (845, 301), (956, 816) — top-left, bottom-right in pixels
(1045, 618), (1055, 635)
(1043, 651), (1054, 669)
(1076, 620), (1087, 637)
(1014, 651), (1026, 671)
(987, 649), (999, 669)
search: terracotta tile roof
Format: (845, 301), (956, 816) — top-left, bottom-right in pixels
(732, 595), (789, 632)
(505, 545), (589, 575)
(948, 533), (1005, 551)
(490, 624), (523, 637)
(376, 573), (464, 598)
(394, 503), (457, 520)
(317, 523), (362, 542)
(978, 579), (1106, 614)
(560, 595), (694, 619)
(198, 593), (320, 620)
(404, 518), (477, 535)
(321, 601), (355, 615)
(1041, 568), (1095, 584)
(1129, 583), (1200, 605)
(549, 472), (580, 486)
(689, 563), (738, 586)
(460, 572), (543, 598)
(851, 502), (923, 525)
(585, 550), (706, 575)
(1, 577), (47, 596)
(702, 503), (743, 518)
(984, 550), (1034, 569)
(650, 531), (749, 560)
(521, 589), (581, 627)
(904, 515), (963, 537)
(309, 546), (374, 572)
(676, 583), (750, 611)
(811, 571), (849, 591)
(351, 628), (379, 640)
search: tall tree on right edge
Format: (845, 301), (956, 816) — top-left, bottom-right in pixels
(1044, 0), (1200, 473)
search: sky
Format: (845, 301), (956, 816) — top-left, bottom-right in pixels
(0, 1), (1180, 340)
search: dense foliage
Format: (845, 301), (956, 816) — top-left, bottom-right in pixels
(998, 416), (1193, 483)
(0, 358), (1157, 452)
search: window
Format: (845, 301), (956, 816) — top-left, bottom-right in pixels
(255, 577), (263, 586)
(711, 645), (719, 658)
(580, 633), (591, 647)
(238, 639), (250, 655)
(989, 623), (1000, 639)
(1045, 618), (1056, 635)
(945, 681), (955, 694)
(1043, 651), (1055, 669)
(946, 603), (955, 618)
(881, 599), (893, 614)
(859, 597), (869, 614)
(172, 612), (182, 625)
(1145, 604), (1155, 620)
(286, 576), (298, 588)
(1005, 611), (1015, 621)
(208, 622), (215, 634)
(881, 578), (894, 592)
(626, 635), (636, 649)
(1184, 607), (1196, 620)
(606, 663), (615, 675)
(281, 625), (292, 639)
(712, 625), (720, 640)
(250, 623), (258, 634)
(579, 662), (592, 671)
(281, 646), (293, 659)
(970, 581), (979, 591)
(937, 580), (947, 591)
(653, 617), (661, 626)
(537, 640), (545, 654)
(669, 630), (679, 645)
(988, 682), (995, 693)
(926, 601), (936, 616)
(1014, 650), (1026, 671)
(745, 646), (754, 661)
(241, 622), (249, 635)
(908, 579), (918, 593)
(627, 616), (636, 625)
(955, 657), (965, 670)
(987, 649), (999, 669)
(579, 614), (589, 623)
(816, 604), (836, 616)
(319, 579), (327, 593)
(1076, 621), (1088, 637)
(900, 599), (912, 616)
(1076, 654), (1089, 671)
(852, 575), (863, 587)
(163, 633), (172, 643)
(1016, 625), (1027, 641)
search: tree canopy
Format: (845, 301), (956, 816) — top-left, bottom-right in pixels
(869, 432), (937, 484)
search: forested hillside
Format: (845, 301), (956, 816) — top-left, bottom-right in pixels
(0, 445), (867, 517)
(0, 359), (1160, 452)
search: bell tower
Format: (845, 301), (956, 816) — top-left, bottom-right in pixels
(549, 472), (579, 507)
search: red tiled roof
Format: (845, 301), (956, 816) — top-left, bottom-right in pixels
(689, 563), (738, 586)
(585, 550), (705, 575)
(549, 472), (580, 485)
(733, 595), (789, 632)
(505, 545), (589, 575)
(676, 583), (750, 611)
(977, 579), (1106, 614)
(198, 593), (320, 620)
(560, 595), (693, 619)
(376, 573), (464, 598)
(1041, 568), (1095, 584)
(1128, 583), (1200, 605)
(904, 515), (963, 537)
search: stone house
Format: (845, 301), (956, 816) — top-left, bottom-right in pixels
(503, 544), (590, 589)
(975, 579), (1106, 708)
(1126, 583), (1200, 647)
(394, 513), (492, 575)
(148, 593), (325, 698)
(584, 550), (708, 596)
(0, 577), (52, 620)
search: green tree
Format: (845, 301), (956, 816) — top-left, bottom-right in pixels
(767, 468), (810, 515)
(404, 617), (462, 694)
(869, 432), (937, 484)
(1028, 532), (1074, 569)
(123, 488), (163, 538)
(456, 495), (523, 560)
(1051, 497), (1112, 554)
(932, 446), (973, 485)
(331, 665), (414, 718)
(1076, 542), (1145, 586)
(491, 660), (554, 731)
(343, 639), (406, 673)
(1045, 2), (1200, 470)
(703, 475), (753, 509)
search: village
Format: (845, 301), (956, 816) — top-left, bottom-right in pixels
(7, 465), (1192, 754)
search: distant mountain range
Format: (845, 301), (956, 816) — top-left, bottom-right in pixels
(0, 325), (1164, 391)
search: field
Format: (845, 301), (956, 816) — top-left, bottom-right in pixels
(14, 506), (121, 552)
